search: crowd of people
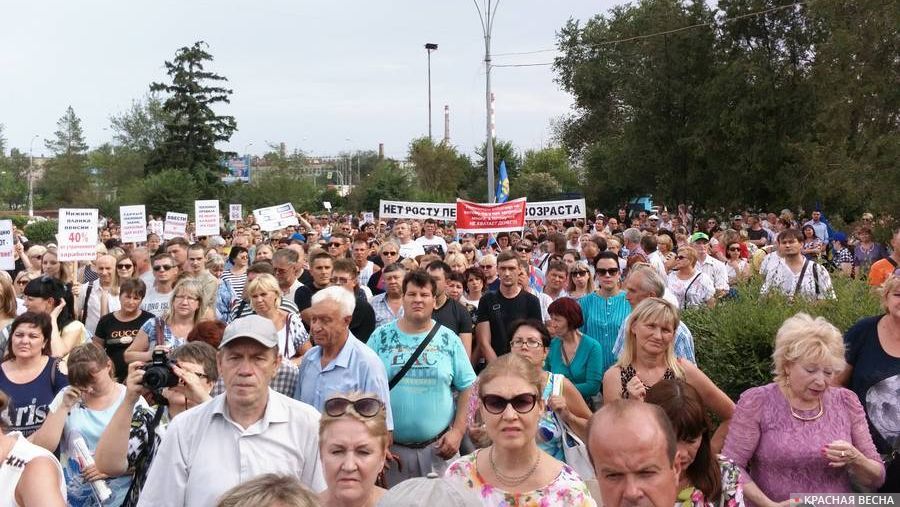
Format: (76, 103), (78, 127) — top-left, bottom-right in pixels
(0, 205), (898, 506)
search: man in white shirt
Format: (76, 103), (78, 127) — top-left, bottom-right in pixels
(761, 228), (835, 301)
(140, 253), (179, 317)
(643, 235), (668, 280)
(351, 236), (379, 289)
(414, 218), (448, 257)
(138, 315), (325, 507)
(690, 232), (729, 299)
(78, 254), (121, 336)
(393, 221), (425, 260)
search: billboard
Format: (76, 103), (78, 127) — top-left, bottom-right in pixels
(222, 155), (251, 183)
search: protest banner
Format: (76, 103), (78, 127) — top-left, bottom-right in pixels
(58, 208), (99, 262)
(0, 220), (15, 270)
(323, 201), (332, 211)
(456, 198), (527, 234)
(194, 200), (220, 236)
(253, 203), (299, 232)
(119, 205), (147, 244)
(362, 212), (375, 224)
(229, 204), (243, 221)
(379, 198), (585, 221)
(163, 212), (188, 240)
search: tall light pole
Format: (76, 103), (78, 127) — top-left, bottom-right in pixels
(425, 43), (438, 141)
(28, 134), (39, 218)
(473, 1), (498, 202)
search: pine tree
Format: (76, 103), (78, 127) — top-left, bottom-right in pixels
(39, 106), (92, 206)
(145, 41), (237, 192)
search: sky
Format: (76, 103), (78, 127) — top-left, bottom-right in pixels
(2, 1), (618, 160)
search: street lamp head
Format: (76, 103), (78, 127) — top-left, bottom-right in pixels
(425, 43), (438, 50)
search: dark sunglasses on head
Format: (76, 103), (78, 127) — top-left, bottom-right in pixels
(595, 268), (620, 277)
(324, 397), (383, 418)
(481, 393), (538, 415)
(153, 264), (176, 272)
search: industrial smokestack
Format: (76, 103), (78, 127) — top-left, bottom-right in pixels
(443, 105), (450, 145)
(378, 143), (384, 159)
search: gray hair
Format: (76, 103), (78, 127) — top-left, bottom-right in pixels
(622, 228), (642, 245)
(627, 265), (666, 297)
(311, 285), (356, 317)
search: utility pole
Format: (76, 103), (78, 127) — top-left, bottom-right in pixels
(474, 1), (498, 202)
(425, 43), (438, 141)
(28, 134), (38, 218)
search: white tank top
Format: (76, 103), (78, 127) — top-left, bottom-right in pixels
(0, 432), (66, 506)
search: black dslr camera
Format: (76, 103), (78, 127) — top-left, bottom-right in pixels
(143, 350), (178, 391)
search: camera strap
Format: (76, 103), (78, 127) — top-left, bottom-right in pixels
(154, 317), (165, 347)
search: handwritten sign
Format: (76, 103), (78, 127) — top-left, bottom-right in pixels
(0, 220), (15, 270)
(229, 204), (243, 221)
(119, 205), (147, 244)
(163, 212), (188, 240)
(58, 208), (99, 261)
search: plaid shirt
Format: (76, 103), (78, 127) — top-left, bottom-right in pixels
(210, 360), (299, 397)
(371, 293), (403, 329)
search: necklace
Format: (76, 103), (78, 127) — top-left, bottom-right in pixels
(789, 400), (824, 421)
(489, 446), (541, 487)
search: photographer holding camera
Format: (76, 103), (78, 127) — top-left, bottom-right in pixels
(93, 342), (217, 507)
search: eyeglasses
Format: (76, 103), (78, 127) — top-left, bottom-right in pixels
(382, 251), (398, 256)
(174, 294), (199, 302)
(116, 263), (133, 270)
(330, 276), (352, 285)
(15, 279), (28, 286)
(510, 338), (544, 349)
(675, 255), (688, 260)
(153, 265), (176, 272)
(324, 397), (384, 418)
(481, 393), (538, 415)
(596, 268), (620, 277)
(515, 246), (532, 253)
(571, 271), (589, 277)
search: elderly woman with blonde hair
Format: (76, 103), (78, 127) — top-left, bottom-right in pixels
(723, 313), (885, 504)
(318, 392), (390, 507)
(217, 474), (320, 507)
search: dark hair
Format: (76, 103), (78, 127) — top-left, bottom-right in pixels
(151, 252), (176, 266)
(247, 262), (275, 276)
(172, 341), (219, 380)
(382, 262), (406, 276)
(426, 260), (452, 278)
(547, 297), (584, 329)
(547, 233), (566, 253)
(228, 246), (249, 263)
(546, 260), (568, 275)
(23, 276), (75, 329)
(187, 320), (226, 349)
(4, 312), (53, 361)
(402, 270), (436, 296)
(801, 224), (815, 236)
(645, 380), (722, 501)
(332, 258), (358, 277)
(594, 250), (620, 267)
(508, 319), (551, 348)
(640, 234), (658, 253)
(447, 271), (466, 286)
(423, 218), (437, 226)
(188, 242), (206, 253)
(165, 237), (190, 250)
(309, 250), (333, 266)
(496, 250), (517, 265)
(777, 228), (804, 244)
(67, 343), (113, 388)
(119, 277), (147, 299)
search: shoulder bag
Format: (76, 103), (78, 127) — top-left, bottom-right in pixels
(551, 374), (594, 479)
(389, 323), (441, 390)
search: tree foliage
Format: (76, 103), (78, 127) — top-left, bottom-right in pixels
(554, 0), (899, 217)
(407, 138), (473, 202)
(120, 169), (199, 217)
(516, 172), (563, 202)
(109, 94), (168, 156)
(226, 172), (319, 215)
(145, 41), (237, 192)
(518, 147), (581, 196)
(39, 106), (93, 206)
(348, 159), (413, 212)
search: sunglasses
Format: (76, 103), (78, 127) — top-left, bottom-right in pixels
(675, 255), (688, 260)
(153, 265), (176, 272)
(571, 271), (589, 277)
(595, 268), (619, 277)
(324, 397), (383, 418)
(728, 247), (741, 252)
(116, 263), (133, 270)
(15, 279), (28, 286)
(515, 246), (532, 253)
(481, 393), (538, 415)
(328, 242), (343, 248)
(382, 251), (398, 256)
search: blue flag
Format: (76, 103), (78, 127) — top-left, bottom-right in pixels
(495, 160), (509, 203)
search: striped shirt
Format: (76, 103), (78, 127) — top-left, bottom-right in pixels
(221, 270), (248, 300)
(578, 291), (631, 377)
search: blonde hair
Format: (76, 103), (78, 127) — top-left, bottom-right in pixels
(677, 245), (698, 267)
(445, 252), (468, 270)
(880, 276), (900, 311)
(656, 234), (673, 253)
(0, 272), (17, 319)
(318, 392), (390, 448)
(772, 313), (846, 386)
(216, 474), (320, 507)
(26, 245), (47, 259)
(165, 279), (206, 324)
(246, 273), (281, 306)
(618, 297), (684, 378)
(478, 353), (543, 397)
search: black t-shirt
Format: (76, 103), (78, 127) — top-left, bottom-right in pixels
(845, 315), (900, 455)
(298, 269), (315, 288)
(95, 310), (155, 381)
(476, 289), (542, 356)
(747, 228), (768, 242)
(294, 283), (326, 313)
(350, 293), (376, 343)
(433, 298), (474, 336)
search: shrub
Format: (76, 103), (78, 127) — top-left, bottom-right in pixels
(0, 215), (29, 229)
(24, 220), (59, 244)
(684, 275), (881, 401)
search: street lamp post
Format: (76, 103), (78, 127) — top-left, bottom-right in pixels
(28, 134), (38, 218)
(425, 43), (439, 141)
(473, 1), (497, 202)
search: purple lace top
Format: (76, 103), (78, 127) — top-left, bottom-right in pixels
(722, 383), (884, 504)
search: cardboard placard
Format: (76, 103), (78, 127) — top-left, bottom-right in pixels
(119, 205), (147, 244)
(58, 208), (99, 262)
(163, 212), (188, 240)
(194, 200), (220, 236)
(0, 220), (15, 270)
(253, 203), (299, 232)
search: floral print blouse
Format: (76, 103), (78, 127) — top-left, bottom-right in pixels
(445, 451), (597, 507)
(676, 455), (745, 507)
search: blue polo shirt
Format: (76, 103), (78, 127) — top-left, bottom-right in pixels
(294, 333), (394, 430)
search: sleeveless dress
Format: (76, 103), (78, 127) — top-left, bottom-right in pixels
(0, 432), (67, 507)
(619, 364), (675, 398)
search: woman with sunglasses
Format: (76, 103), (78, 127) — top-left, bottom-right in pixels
(668, 246), (716, 309)
(114, 254), (135, 280)
(447, 353), (596, 506)
(462, 245), (478, 267)
(365, 241), (402, 296)
(318, 393), (390, 507)
(578, 251), (629, 379)
(724, 242), (750, 286)
(23, 276), (85, 359)
(13, 271), (35, 299)
(566, 261), (593, 300)
(603, 298), (733, 452)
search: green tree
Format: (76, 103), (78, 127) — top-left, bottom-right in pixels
(348, 159), (412, 212)
(145, 41), (237, 192)
(407, 138), (472, 202)
(516, 172), (563, 202)
(39, 106), (92, 206)
(120, 168), (199, 217)
(87, 144), (146, 202)
(109, 94), (168, 156)
(518, 147), (581, 195)
(0, 149), (30, 210)
(227, 173), (318, 215)
(474, 138), (522, 182)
